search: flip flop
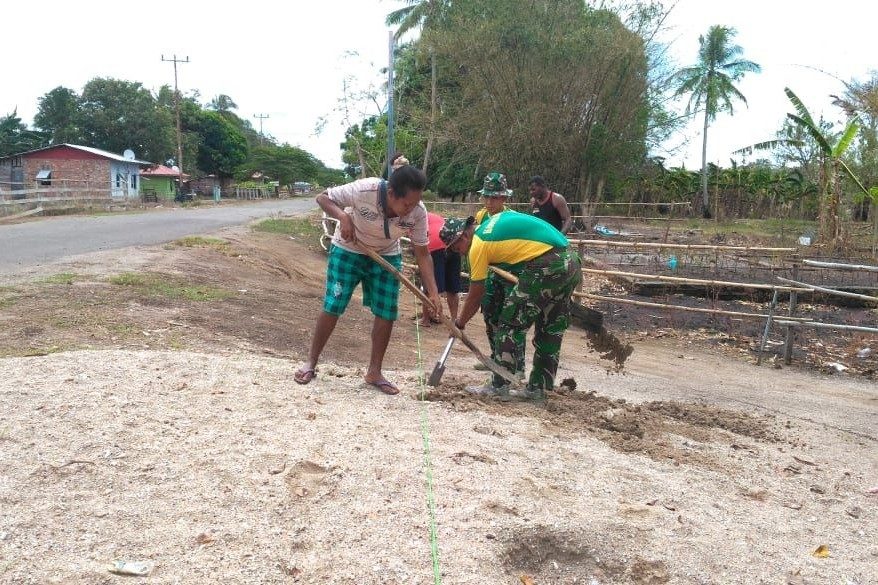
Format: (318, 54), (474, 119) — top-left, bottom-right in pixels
(294, 367), (317, 385)
(365, 377), (400, 395)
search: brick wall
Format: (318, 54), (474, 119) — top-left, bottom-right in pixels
(24, 157), (111, 190)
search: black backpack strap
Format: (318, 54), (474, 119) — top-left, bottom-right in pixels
(379, 180), (391, 239)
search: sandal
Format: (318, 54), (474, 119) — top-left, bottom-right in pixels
(294, 367), (317, 385)
(365, 377), (400, 395)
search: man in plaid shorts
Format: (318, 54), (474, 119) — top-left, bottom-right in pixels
(294, 165), (442, 394)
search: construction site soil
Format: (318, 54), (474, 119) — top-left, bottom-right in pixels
(0, 217), (875, 584)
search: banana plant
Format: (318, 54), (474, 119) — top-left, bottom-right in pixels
(735, 88), (874, 246)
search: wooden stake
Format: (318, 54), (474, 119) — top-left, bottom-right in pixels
(757, 289), (779, 365)
(784, 264), (799, 365)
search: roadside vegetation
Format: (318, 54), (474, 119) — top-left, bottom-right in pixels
(109, 272), (233, 302)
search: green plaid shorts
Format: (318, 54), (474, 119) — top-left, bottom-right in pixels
(323, 245), (402, 321)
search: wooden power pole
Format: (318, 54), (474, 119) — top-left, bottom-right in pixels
(161, 54), (190, 188)
(253, 113), (270, 145)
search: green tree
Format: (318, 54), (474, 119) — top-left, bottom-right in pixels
(674, 25), (760, 218)
(340, 115), (388, 178)
(737, 88), (872, 245)
(79, 78), (175, 162)
(34, 87), (83, 145)
(0, 110), (46, 157)
(240, 144), (319, 186)
(194, 110), (248, 178)
(386, 0), (448, 173)
(431, 0), (651, 200)
(207, 94), (238, 113)
(155, 86), (203, 169)
(832, 73), (878, 224)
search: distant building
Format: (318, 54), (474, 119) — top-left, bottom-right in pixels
(293, 181), (311, 194)
(140, 164), (189, 200)
(0, 143), (152, 198)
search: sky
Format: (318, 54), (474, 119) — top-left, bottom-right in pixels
(3, 1), (876, 171)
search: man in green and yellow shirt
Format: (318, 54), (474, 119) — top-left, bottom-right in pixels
(441, 208), (582, 400)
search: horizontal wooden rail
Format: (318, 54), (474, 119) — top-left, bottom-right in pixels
(776, 277), (878, 304)
(569, 239), (797, 253)
(803, 259), (878, 273)
(774, 320), (878, 334)
(582, 267), (810, 292)
(584, 293), (810, 321)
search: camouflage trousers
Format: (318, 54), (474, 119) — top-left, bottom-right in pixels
(492, 248), (582, 392)
(481, 269), (523, 374)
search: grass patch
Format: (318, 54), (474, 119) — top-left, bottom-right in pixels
(110, 272), (234, 301)
(109, 323), (137, 336)
(0, 293), (18, 309)
(23, 345), (63, 357)
(49, 314), (98, 329)
(168, 236), (235, 255)
(682, 218), (816, 243)
(40, 272), (78, 285)
(253, 216), (321, 240)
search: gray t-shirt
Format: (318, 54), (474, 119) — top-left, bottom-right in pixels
(327, 177), (428, 255)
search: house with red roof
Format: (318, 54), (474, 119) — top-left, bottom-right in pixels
(140, 164), (189, 200)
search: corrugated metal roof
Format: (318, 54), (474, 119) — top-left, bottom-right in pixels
(141, 164), (189, 178)
(59, 144), (154, 165)
(0, 143), (154, 165)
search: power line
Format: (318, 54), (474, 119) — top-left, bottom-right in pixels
(253, 113), (270, 144)
(161, 54), (190, 183)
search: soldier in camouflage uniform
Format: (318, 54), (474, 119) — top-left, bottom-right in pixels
(472, 172), (518, 373)
(442, 205), (582, 401)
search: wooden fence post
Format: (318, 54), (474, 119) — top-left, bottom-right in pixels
(578, 241), (585, 297)
(784, 263), (799, 365)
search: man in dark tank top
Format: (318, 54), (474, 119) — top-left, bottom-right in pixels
(529, 175), (572, 234)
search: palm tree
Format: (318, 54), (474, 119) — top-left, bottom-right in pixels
(207, 95), (238, 113)
(674, 25), (760, 218)
(386, 0), (447, 174)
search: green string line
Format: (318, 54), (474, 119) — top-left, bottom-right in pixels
(414, 319), (442, 584)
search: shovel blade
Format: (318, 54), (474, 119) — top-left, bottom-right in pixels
(427, 336), (455, 386)
(427, 363), (446, 386)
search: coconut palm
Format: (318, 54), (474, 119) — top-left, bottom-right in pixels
(386, 0), (448, 173)
(674, 25), (760, 218)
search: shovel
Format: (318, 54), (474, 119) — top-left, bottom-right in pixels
(427, 336), (455, 386)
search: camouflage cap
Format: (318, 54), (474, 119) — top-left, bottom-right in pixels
(439, 216), (476, 247)
(478, 172), (513, 197)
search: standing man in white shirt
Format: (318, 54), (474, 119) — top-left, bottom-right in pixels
(294, 165), (442, 394)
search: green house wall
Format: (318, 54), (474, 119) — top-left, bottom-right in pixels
(142, 176), (175, 198)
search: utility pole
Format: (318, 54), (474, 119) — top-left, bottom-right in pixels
(253, 113), (270, 145)
(386, 31), (396, 178)
(161, 54), (189, 190)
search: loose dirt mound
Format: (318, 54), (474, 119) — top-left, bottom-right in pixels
(502, 526), (670, 584)
(422, 377), (778, 466)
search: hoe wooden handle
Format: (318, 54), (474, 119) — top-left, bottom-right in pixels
(359, 245), (523, 387)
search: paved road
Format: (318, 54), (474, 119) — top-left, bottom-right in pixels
(0, 199), (317, 274)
